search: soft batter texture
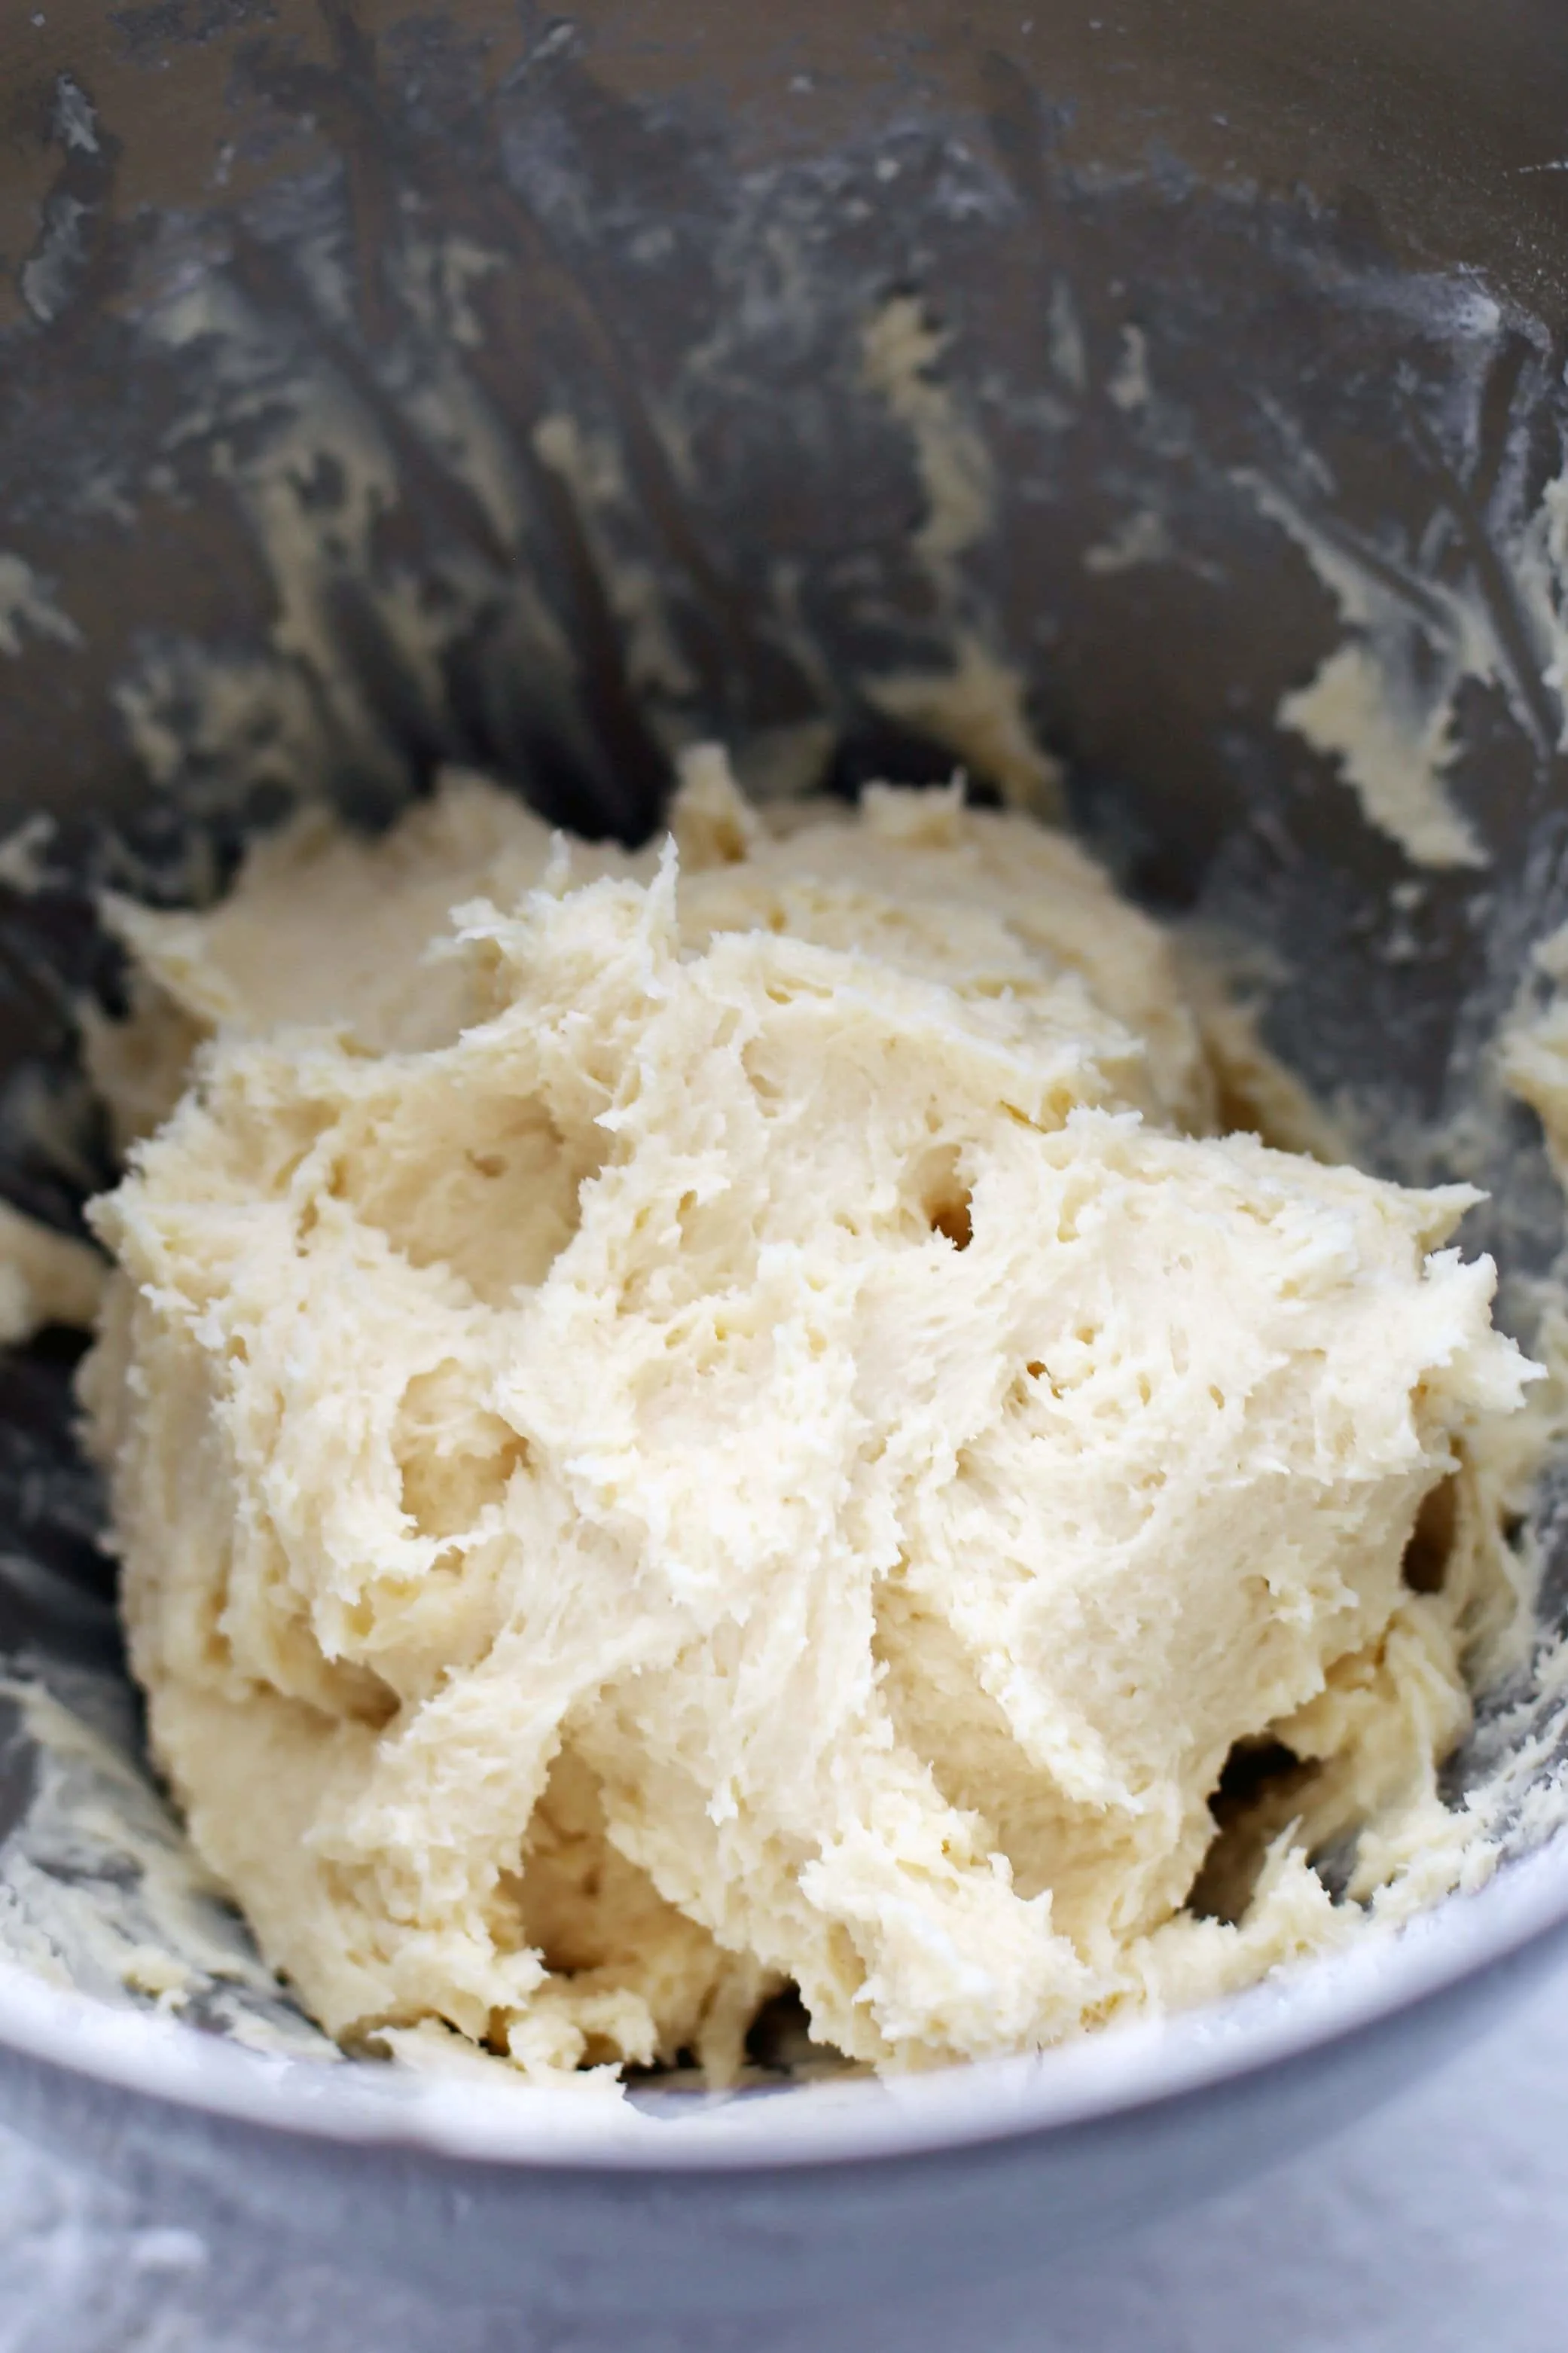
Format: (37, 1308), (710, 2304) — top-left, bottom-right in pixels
(81, 753), (1536, 2079)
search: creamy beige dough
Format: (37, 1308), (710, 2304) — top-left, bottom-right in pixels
(0, 1201), (102, 1347)
(80, 752), (1536, 2079)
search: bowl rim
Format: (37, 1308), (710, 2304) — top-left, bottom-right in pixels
(0, 1828), (1562, 2174)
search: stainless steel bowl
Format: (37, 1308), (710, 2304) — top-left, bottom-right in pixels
(1, 0), (1567, 2320)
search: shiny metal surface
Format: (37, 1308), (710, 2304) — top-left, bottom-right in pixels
(0, 0), (1566, 2318)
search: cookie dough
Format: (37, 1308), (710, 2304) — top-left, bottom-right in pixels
(81, 753), (1535, 2077)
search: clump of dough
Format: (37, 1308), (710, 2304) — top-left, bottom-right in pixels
(81, 753), (1534, 2078)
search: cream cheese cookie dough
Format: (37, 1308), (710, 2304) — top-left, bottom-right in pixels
(78, 752), (1536, 2080)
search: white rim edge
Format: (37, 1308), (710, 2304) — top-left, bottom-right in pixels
(0, 1831), (1562, 2172)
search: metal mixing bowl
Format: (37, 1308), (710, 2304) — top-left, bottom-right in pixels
(2, 0), (1567, 2320)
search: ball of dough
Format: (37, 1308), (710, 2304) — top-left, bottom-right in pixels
(82, 758), (1533, 2077)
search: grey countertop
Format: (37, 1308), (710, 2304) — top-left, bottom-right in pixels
(1, 1953), (1563, 2353)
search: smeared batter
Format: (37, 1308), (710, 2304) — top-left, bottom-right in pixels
(78, 753), (1535, 2079)
(0, 1201), (102, 1347)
